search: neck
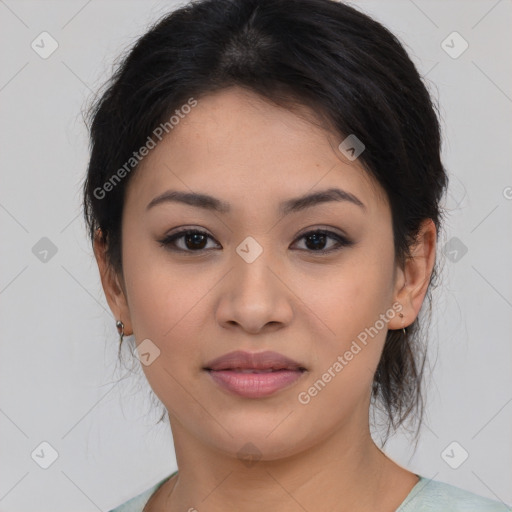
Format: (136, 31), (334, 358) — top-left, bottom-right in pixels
(153, 412), (416, 512)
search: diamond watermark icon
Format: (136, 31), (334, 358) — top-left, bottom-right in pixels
(441, 31), (468, 59)
(31, 441), (59, 469)
(236, 236), (263, 264)
(441, 441), (469, 469)
(32, 237), (58, 263)
(237, 442), (262, 468)
(31, 31), (59, 59)
(338, 134), (365, 161)
(443, 237), (468, 263)
(133, 338), (161, 366)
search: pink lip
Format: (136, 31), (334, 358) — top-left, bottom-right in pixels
(207, 369), (305, 398)
(203, 350), (307, 398)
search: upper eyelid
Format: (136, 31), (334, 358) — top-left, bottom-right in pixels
(163, 226), (348, 240)
(164, 223), (348, 237)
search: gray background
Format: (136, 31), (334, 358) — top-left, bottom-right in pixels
(0, 0), (511, 510)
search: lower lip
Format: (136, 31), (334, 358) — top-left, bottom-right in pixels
(206, 369), (305, 398)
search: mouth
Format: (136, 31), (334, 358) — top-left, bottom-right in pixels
(203, 350), (307, 398)
(206, 368), (306, 373)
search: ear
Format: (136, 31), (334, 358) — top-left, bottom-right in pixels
(93, 228), (133, 336)
(388, 219), (437, 330)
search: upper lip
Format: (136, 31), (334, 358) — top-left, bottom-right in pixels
(204, 350), (306, 371)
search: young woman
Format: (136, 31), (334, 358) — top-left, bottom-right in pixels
(82, 0), (510, 510)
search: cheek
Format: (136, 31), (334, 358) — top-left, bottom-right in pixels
(121, 238), (218, 391)
(307, 245), (395, 341)
(121, 228), (201, 336)
(299, 241), (396, 394)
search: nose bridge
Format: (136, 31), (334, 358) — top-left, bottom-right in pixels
(233, 234), (280, 301)
(216, 234), (293, 331)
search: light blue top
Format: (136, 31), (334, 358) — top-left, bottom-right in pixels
(109, 472), (511, 511)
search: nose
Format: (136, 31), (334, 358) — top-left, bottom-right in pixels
(215, 246), (294, 335)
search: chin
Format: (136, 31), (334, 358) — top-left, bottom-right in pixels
(199, 419), (315, 463)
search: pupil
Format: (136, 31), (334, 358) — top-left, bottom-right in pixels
(186, 233), (206, 250)
(306, 233), (326, 250)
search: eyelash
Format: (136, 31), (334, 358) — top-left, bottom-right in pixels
(158, 228), (354, 255)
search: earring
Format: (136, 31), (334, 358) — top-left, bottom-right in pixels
(116, 320), (125, 346)
(398, 312), (407, 335)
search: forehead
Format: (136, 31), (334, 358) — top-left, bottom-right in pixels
(126, 86), (388, 216)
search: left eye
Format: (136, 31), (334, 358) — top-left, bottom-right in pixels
(158, 229), (353, 254)
(293, 229), (353, 253)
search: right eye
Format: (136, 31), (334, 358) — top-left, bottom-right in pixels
(158, 229), (220, 253)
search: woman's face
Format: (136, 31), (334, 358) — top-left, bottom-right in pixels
(107, 86), (410, 460)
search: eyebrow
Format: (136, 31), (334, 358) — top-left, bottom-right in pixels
(146, 187), (365, 214)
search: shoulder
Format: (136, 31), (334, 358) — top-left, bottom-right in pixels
(108, 472), (177, 512)
(397, 476), (512, 512)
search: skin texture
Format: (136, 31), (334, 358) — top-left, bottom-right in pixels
(94, 86), (437, 511)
